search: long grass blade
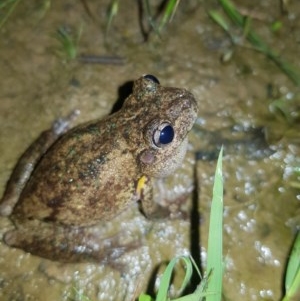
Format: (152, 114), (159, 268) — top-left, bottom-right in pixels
(0, 0), (21, 29)
(282, 232), (300, 301)
(206, 147), (223, 301)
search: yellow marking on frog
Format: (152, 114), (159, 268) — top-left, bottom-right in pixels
(136, 175), (147, 199)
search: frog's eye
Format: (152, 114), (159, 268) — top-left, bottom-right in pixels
(143, 74), (160, 84)
(153, 122), (174, 147)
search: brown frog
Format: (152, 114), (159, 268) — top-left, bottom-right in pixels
(0, 75), (198, 262)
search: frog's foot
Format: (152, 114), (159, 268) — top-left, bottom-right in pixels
(144, 192), (191, 221)
(4, 223), (140, 264)
(166, 193), (191, 220)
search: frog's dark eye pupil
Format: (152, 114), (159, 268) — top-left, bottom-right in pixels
(153, 123), (174, 147)
(143, 74), (160, 84)
(159, 125), (174, 144)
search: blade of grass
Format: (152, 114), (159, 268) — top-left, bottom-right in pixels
(72, 287), (92, 301)
(0, 0), (21, 29)
(209, 10), (230, 32)
(0, 0), (17, 9)
(155, 256), (194, 301)
(106, 0), (119, 35)
(138, 256), (203, 301)
(157, 0), (181, 33)
(175, 270), (213, 301)
(143, 0), (159, 36)
(54, 24), (83, 60)
(282, 231), (300, 301)
(206, 146), (223, 301)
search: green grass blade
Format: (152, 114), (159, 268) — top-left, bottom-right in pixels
(0, 0), (21, 29)
(282, 232), (300, 301)
(157, 0), (180, 33)
(176, 271), (213, 301)
(286, 234), (300, 289)
(139, 294), (153, 301)
(208, 10), (230, 32)
(155, 256), (193, 301)
(106, 0), (119, 35)
(206, 147), (223, 301)
(219, 0), (243, 25)
(283, 271), (300, 301)
(0, 0), (17, 9)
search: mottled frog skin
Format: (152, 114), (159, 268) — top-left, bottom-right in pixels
(0, 75), (198, 262)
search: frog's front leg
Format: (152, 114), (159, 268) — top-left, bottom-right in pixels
(0, 110), (79, 216)
(138, 176), (191, 220)
(137, 176), (170, 218)
(4, 219), (137, 263)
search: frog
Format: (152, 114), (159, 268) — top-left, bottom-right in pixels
(0, 74), (198, 263)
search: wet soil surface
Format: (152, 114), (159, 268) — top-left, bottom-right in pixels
(0, 0), (299, 300)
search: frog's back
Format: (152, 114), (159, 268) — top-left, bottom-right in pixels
(12, 117), (139, 227)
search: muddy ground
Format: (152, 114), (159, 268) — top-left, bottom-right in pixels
(0, 0), (299, 300)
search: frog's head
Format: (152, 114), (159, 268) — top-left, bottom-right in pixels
(124, 74), (198, 178)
